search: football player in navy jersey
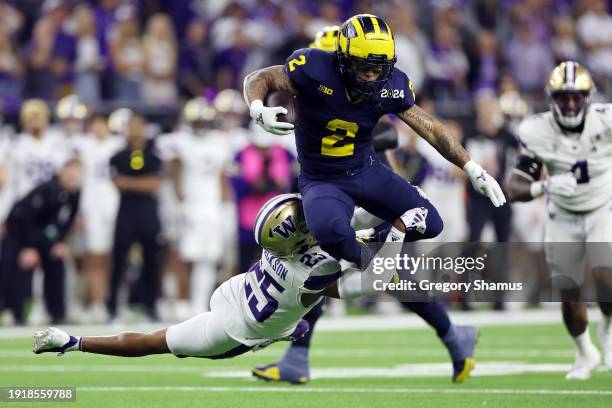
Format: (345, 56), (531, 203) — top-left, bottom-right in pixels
(244, 15), (506, 383)
(244, 14), (504, 267)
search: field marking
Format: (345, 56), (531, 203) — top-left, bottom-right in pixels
(0, 348), (576, 358)
(205, 362), (612, 379)
(0, 309), (599, 338)
(76, 386), (612, 397)
(2, 362), (609, 378)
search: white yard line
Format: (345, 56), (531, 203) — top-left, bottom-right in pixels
(0, 348), (576, 358)
(1, 309), (598, 338)
(1, 362), (608, 378)
(75, 386), (612, 396)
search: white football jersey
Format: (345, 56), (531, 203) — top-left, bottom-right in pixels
(72, 134), (124, 213)
(5, 132), (71, 205)
(217, 245), (340, 345)
(167, 129), (232, 206)
(416, 138), (467, 241)
(517, 103), (612, 212)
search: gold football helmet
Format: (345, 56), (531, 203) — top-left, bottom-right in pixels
(183, 97), (216, 123)
(546, 61), (595, 129)
(20, 99), (50, 129)
(309, 25), (339, 52)
(337, 14), (396, 96)
(56, 94), (88, 120)
(254, 194), (316, 258)
(108, 108), (133, 135)
(213, 89), (247, 115)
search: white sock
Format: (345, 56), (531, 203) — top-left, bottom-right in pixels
(573, 330), (595, 355)
(385, 226), (405, 243)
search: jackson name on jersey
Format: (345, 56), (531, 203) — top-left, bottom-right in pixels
(517, 103), (612, 212)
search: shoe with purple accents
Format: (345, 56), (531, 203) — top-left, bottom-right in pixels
(33, 327), (81, 356)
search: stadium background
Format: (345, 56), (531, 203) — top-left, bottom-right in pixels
(0, 1), (611, 406)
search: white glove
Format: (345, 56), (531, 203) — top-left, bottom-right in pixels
(463, 160), (507, 207)
(249, 99), (294, 135)
(530, 172), (577, 198)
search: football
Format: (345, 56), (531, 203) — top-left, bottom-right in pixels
(265, 91), (299, 127)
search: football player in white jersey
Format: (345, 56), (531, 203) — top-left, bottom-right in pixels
(165, 98), (234, 316)
(5, 99), (71, 208)
(32, 194), (408, 359)
(507, 61), (612, 379)
(72, 114), (124, 322)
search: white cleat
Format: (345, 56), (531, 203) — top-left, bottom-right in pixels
(32, 327), (73, 355)
(565, 347), (601, 380)
(598, 321), (612, 370)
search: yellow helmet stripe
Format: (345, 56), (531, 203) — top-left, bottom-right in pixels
(370, 17), (380, 34)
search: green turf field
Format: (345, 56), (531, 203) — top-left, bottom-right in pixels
(0, 322), (610, 408)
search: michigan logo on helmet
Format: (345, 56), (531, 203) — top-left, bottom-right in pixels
(254, 194), (316, 257)
(546, 61), (595, 129)
(337, 14), (396, 96)
(309, 25), (339, 52)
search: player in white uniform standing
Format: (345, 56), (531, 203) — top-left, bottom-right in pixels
(507, 61), (612, 379)
(32, 194), (403, 359)
(5, 100), (71, 208)
(72, 114), (124, 322)
(167, 98), (233, 316)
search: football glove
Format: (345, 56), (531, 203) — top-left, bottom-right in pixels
(463, 160), (507, 207)
(249, 99), (294, 135)
(530, 172), (577, 198)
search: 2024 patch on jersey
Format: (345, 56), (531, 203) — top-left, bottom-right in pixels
(518, 103), (612, 212)
(285, 48), (415, 176)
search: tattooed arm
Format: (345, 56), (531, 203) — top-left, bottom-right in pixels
(243, 66), (297, 105)
(397, 104), (507, 207)
(243, 66), (297, 135)
(395, 104), (470, 169)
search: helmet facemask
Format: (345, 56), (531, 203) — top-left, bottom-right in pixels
(549, 90), (590, 129)
(338, 54), (395, 97)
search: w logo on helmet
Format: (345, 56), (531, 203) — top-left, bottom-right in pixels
(272, 215), (297, 239)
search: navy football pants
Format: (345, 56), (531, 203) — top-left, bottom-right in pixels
(299, 157), (443, 265)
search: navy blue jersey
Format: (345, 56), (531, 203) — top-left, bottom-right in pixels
(284, 48), (415, 176)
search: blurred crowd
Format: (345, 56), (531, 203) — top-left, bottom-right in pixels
(0, 0), (611, 325)
(0, 0), (612, 114)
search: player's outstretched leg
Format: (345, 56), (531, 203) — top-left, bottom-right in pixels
(252, 300), (324, 384)
(33, 327), (170, 356)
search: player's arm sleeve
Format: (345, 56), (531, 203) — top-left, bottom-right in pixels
(512, 121), (543, 182)
(301, 259), (342, 294)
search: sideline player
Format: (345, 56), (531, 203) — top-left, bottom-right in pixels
(507, 61), (612, 379)
(33, 194), (403, 358)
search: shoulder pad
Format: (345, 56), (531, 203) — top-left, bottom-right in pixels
(285, 48), (335, 87)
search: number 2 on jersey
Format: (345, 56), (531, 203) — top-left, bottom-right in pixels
(321, 119), (359, 157)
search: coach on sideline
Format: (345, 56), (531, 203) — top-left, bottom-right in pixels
(106, 114), (164, 322)
(0, 158), (82, 325)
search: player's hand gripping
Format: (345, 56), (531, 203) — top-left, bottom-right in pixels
(530, 172), (577, 198)
(249, 100), (294, 135)
(463, 161), (507, 207)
